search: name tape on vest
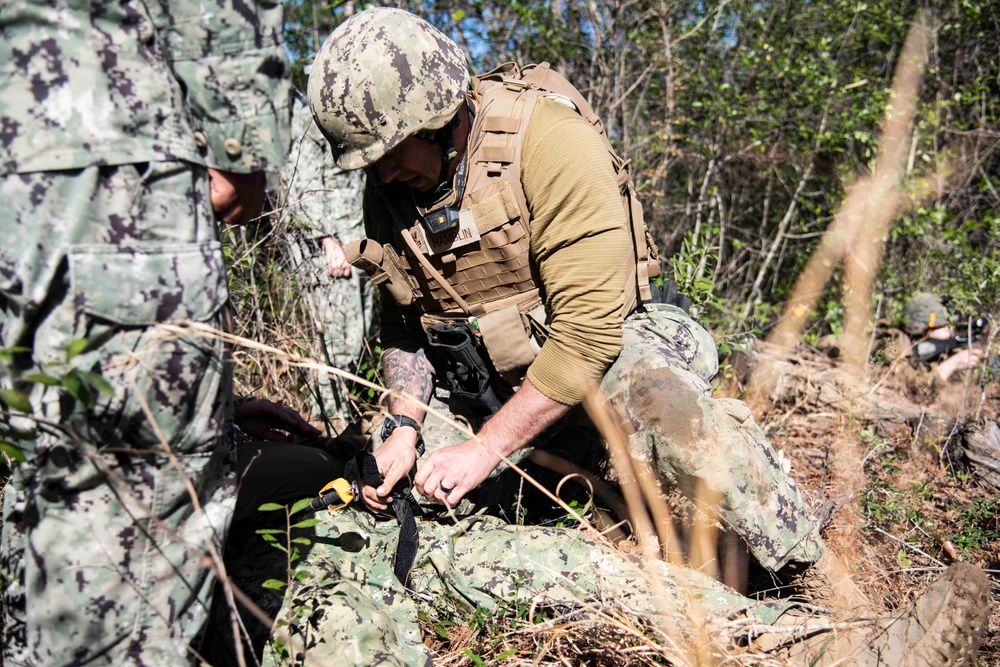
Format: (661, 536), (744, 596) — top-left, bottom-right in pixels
(411, 209), (482, 256)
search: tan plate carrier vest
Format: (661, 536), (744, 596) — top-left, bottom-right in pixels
(348, 62), (660, 384)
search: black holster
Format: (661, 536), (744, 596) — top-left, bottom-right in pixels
(425, 321), (503, 414)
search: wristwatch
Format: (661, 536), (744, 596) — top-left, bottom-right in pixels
(380, 414), (425, 455)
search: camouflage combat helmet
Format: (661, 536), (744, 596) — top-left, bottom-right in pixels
(903, 292), (950, 336)
(307, 8), (469, 170)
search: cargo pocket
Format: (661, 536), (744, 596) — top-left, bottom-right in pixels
(65, 241), (230, 454)
(68, 241), (229, 325)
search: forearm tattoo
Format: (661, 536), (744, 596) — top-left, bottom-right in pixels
(383, 347), (435, 416)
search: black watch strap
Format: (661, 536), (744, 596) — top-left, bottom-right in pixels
(381, 414), (425, 455)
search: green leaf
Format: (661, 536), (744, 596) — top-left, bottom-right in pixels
(255, 528), (286, 535)
(290, 537), (312, 545)
(261, 579), (287, 591)
(257, 503), (286, 512)
(83, 371), (115, 397)
(291, 518), (321, 529)
(61, 370), (90, 406)
(65, 338), (88, 360)
(292, 568), (311, 581)
(0, 442), (27, 462)
(22, 373), (59, 386)
(0, 346), (30, 362)
(0, 389), (32, 413)
(463, 649), (488, 667)
(290, 497), (313, 515)
(2, 426), (35, 442)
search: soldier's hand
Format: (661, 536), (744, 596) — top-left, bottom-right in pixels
(361, 429), (419, 513)
(208, 168), (266, 226)
(414, 440), (499, 506)
(234, 398), (322, 441)
(322, 237), (352, 278)
(936, 347), (986, 381)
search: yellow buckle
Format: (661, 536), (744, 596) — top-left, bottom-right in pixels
(317, 478), (355, 512)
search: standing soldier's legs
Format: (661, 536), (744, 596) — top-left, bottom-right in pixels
(289, 236), (373, 431)
(314, 265), (372, 422)
(0, 163), (235, 665)
(600, 304), (824, 572)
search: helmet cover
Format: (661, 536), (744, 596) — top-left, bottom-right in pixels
(307, 8), (469, 169)
(902, 292), (950, 336)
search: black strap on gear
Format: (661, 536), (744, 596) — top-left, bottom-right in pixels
(425, 321), (503, 414)
(432, 113), (463, 189)
(305, 448), (421, 588)
(355, 450), (420, 588)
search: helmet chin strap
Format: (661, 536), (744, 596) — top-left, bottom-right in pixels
(430, 112), (463, 193)
(409, 108), (474, 234)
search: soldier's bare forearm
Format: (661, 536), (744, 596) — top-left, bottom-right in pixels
(382, 347), (434, 420)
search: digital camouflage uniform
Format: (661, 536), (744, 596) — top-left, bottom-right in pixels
(0, 2), (289, 664)
(259, 506), (992, 667)
(278, 97), (373, 427)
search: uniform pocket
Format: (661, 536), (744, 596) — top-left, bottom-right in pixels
(68, 241), (229, 325)
(643, 305), (719, 381)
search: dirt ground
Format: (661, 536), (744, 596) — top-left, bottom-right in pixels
(745, 345), (1000, 666)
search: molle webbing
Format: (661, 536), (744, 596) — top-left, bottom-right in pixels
(386, 66), (541, 317)
(399, 210), (535, 315)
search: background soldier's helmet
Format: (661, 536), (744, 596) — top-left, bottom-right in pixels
(307, 8), (469, 170)
(903, 292), (950, 336)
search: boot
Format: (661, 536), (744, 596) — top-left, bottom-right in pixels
(870, 561), (990, 666)
(785, 549), (870, 615)
(755, 561), (990, 666)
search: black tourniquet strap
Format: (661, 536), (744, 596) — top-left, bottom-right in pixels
(356, 450), (420, 588)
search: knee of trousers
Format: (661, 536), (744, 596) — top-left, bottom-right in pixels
(604, 364), (783, 488)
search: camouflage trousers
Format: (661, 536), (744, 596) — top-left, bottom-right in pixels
(407, 304), (824, 572)
(0, 163), (236, 666)
(259, 510), (793, 667)
(285, 234), (374, 430)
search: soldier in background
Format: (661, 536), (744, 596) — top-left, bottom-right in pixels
(276, 95), (374, 432)
(901, 292), (985, 382)
(0, 3), (324, 664)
